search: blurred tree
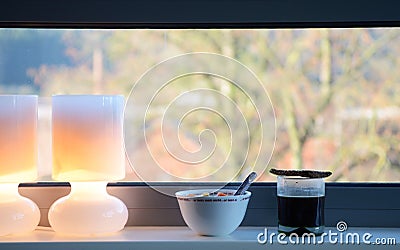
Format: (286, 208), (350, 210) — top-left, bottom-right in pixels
(27, 28), (400, 181)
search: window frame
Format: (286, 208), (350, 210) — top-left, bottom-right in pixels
(3, 0), (400, 228)
(1, 0), (400, 28)
(19, 182), (400, 228)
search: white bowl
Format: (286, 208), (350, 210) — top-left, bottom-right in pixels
(175, 189), (251, 236)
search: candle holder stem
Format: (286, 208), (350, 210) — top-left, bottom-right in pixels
(48, 182), (128, 235)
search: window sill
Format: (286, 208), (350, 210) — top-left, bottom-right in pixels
(0, 226), (398, 249)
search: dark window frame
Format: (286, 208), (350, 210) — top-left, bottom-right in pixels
(19, 182), (400, 227)
(1, 0), (400, 28)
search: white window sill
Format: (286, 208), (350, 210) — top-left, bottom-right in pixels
(0, 226), (398, 249)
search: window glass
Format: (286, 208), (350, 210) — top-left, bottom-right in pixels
(1, 28), (399, 182)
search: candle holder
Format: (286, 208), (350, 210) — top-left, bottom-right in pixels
(48, 95), (128, 235)
(0, 95), (40, 236)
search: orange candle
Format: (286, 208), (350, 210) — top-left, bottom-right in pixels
(52, 95), (125, 181)
(0, 95), (39, 236)
(0, 95), (37, 182)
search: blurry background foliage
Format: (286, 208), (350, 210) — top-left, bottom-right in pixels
(1, 28), (400, 182)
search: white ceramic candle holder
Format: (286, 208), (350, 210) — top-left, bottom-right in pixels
(0, 95), (40, 236)
(49, 95), (128, 235)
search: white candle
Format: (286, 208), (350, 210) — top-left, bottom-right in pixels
(0, 95), (40, 236)
(0, 95), (37, 182)
(52, 95), (125, 181)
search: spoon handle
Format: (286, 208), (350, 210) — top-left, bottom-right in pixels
(234, 171), (257, 195)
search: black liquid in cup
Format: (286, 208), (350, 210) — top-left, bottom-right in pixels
(277, 176), (325, 235)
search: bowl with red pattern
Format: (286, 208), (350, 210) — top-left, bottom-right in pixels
(175, 189), (251, 236)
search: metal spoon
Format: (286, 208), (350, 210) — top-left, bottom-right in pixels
(234, 171), (257, 195)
